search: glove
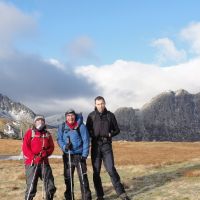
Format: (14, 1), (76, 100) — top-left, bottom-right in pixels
(81, 156), (87, 162)
(65, 142), (73, 151)
(41, 150), (48, 158)
(34, 156), (42, 164)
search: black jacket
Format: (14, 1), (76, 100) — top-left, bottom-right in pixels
(86, 108), (120, 138)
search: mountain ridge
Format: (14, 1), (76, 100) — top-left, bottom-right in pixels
(0, 93), (36, 138)
(2, 89), (200, 141)
(0, 93), (36, 122)
(115, 89), (200, 141)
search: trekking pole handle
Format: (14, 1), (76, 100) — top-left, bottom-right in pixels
(67, 136), (70, 144)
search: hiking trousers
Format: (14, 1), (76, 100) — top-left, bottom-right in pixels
(25, 164), (56, 200)
(91, 140), (125, 198)
(63, 153), (92, 200)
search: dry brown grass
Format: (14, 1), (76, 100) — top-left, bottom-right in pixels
(2, 140), (200, 199)
(0, 139), (22, 155)
(0, 139), (63, 155)
(112, 141), (200, 166)
(1, 139), (200, 166)
(183, 169), (200, 177)
(0, 160), (92, 200)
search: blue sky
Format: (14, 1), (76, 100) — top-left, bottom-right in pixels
(9, 0), (200, 65)
(1, 0), (200, 115)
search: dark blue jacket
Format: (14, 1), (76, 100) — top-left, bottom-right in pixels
(57, 116), (90, 157)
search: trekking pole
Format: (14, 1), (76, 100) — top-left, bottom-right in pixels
(67, 136), (74, 200)
(42, 134), (45, 200)
(42, 159), (45, 199)
(79, 161), (86, 200)
(26, 163), (39, 200)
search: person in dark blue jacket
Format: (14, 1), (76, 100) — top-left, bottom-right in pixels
(57, 109), (92, 200)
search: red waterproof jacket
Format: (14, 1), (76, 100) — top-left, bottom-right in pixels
(22, 128), (54, 165)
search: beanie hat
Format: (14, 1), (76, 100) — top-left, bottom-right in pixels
(65, 109), (76, 116)
(34, 115), (45, 123)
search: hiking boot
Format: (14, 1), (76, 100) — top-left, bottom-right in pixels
(119, 193), (131, 200)
(121, 197), (131, 200)
(96, 197), (104, 200)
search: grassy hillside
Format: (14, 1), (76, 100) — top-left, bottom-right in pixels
(1, 140), (200, 199)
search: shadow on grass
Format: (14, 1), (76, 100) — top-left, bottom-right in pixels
(103, 163), (200, 200)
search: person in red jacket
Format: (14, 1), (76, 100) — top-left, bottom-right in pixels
(22, 115), (56, 200)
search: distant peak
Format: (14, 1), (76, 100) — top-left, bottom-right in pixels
(175, 89), (189, 96)
(0, 93), (35, 122)
(149, 90), (174, 102)
(159, 90), (174, 96)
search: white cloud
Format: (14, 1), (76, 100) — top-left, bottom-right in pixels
(0, 1), (36, 45)
(0, 1), (37, 59)
(152, 37), (186, 65)
(76, 59), (200, 111)
(24, 97), (94, 117)
(181, 22), (200, 55)
(0, 53), (96, 111)
(47, 58), (66, 70)
(0, 2), (96, 116)
(1, 2), (200, 116)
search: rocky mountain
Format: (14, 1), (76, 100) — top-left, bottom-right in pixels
(115, 89), (200, 141)
(0, 94), (36, 122)
(46, 112), (86, 127)
(2, 89), (200, 141)
(114, 107), (147, 141)
(46, 113), (65, 127)
(0, 94), (36, 138)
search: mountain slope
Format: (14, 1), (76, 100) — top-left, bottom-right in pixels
(0, 94), (36, 122)
(46, 113), (65, 127)
(0, 93), (35, 138)
(115, 89), (200, 141)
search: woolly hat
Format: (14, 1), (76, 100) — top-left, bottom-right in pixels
(34, 115), (45, 122)
(65, 109), (76, 116)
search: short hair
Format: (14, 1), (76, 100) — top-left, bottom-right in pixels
(94, 96), (105, 103)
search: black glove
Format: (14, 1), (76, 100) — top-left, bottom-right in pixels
(65, 136), (73, 151)
(65, 142), (73, 151)
(80, 156), (87, 162)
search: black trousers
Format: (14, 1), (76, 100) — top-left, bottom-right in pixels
(25, 164), (56, 200)
(63, 153), (92, 200)
(91, 140), (125, 197)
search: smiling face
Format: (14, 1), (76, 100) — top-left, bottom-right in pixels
(95, 99), (106, 113)
(66, 113), (76, 124)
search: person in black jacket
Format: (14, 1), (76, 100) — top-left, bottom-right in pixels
(86, 96), (130, 200)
